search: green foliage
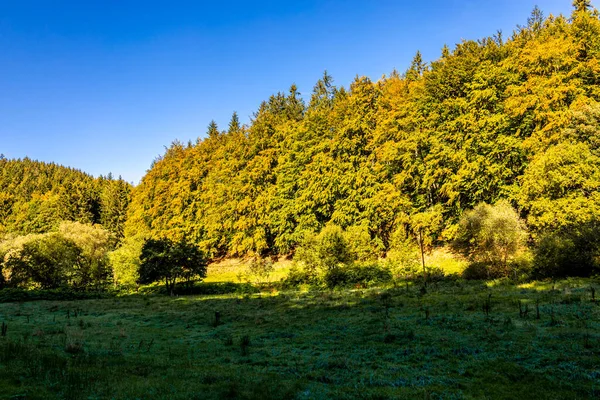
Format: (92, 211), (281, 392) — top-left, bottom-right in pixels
(121, 5), (600, 270)
(323, 263), (393, 288)
(3, 3), (600, 283)
(384, 226), (421, 279)
(4, 233), (83, 289)
(138, 238), (208, 295)
(248, 257), (275, 284)
(294, 225), (354, 275)
(533, 221), (600, 278)
(0, 158), (131, 237)
(453, 201), (526, 276)
(519, 141), (600, 233)
(344, 225), (380, 262)
(0, 223), (115, 290)
(108, 236), (143, 287)
(58, 222), (115, 288)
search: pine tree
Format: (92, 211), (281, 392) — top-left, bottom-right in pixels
(406, 51), (426, 81)
(441, 44), (450, 58)
(573, 0), (592, 14)
(207, 120), (220, 139)
(228, 112), (241, 135)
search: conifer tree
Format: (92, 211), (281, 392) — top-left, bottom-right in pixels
(206, 120), (220, 139)
(573, 0), (592, 14)
(228, 112), (241, 135)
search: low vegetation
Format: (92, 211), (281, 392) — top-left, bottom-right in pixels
(0, 279), (598, 399)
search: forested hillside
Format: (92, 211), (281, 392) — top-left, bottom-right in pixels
(0, 157), (130, 239)
(125, 2), (600, 258)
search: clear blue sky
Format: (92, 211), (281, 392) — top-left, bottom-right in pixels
(0, 0), (574, 184)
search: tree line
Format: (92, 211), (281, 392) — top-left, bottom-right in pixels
(126, 4), (600, 258)
(1, 1), (600, 290)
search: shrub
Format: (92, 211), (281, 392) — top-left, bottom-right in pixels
(109, 236), (143, 288)
(323, 264), (392, 288)
(0, 223), (115, 290)
(294, 225), (354, 275)
(384, 239), (420, 280)
(533, 222), (600, 278)
(344, 225), (380, 262)
(58, 222), (115, 289)
(3, 234), (83, 289)
(453, 201), (526, 278)
(280, 265), (316, 289)
(248, 257), (275, 284)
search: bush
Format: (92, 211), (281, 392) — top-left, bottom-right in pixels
(453, 201), (526, 278)
(384, 239), (421, 280)
(323, 264), (392, 288)
(344, 225), (380, 262)
(248, 257), (275, 284)
(280, 265), (317, 289)
(533, 222), (600, 278)
(109, 236), (143, 287)
(0, 223), (115, 290)
(294, 225), (354, 274)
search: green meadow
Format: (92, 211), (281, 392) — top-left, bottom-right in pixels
(0, 277), (598, 399)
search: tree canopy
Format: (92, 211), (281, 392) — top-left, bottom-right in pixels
(122, 3), (600, 260)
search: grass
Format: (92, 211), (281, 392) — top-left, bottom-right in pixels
(0, 278), (599, 399)
(205, 257), (294, 284)
(426, 247), (469, 275)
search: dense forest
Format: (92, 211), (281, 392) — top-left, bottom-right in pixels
(1, 1), (600, 290)
(127, 3), (600, 254)
(0, 157), (131, 239)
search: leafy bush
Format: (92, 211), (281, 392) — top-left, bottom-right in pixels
(248, 257), (275, 284)
(344, 225), (380, 262)
(294, 225), (354, 275)
(452, 201), (526, 278)
(109, 236), (143, 287)
(279, 265), (318, 289)
(323, 264), (392, 288)
(0, 223), (115, 290)
(3, 233), (83, 289)
(533, 222), (600, 278)
(58, 222), (115, 289)
(384, 235), (421, 280)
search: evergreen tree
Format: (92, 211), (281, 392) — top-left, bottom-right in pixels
(206, 120), (220, 139)
(228, 112), (241, 135)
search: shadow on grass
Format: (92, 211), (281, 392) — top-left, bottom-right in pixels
(0, 278), (598, 399)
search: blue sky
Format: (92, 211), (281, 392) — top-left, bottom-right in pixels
(0, 0), (574, 184)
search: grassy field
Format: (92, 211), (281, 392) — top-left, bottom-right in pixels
(204, 258), (294, 284)
(0, 278), (599, 399)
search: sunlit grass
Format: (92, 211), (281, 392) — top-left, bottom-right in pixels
(204, 257), (294, 283)
(427, 247), (468, 275)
